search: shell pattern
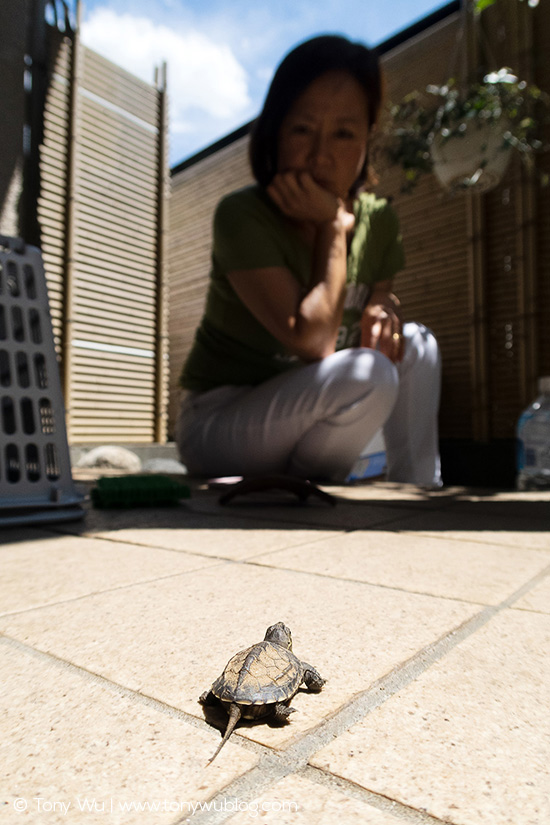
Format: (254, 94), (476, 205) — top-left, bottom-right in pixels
(212, 640), (303, 706)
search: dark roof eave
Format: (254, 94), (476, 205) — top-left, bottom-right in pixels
(171, 0), (461, 175)
(171, 121), (255, 176)
(375, 0), (460, 57)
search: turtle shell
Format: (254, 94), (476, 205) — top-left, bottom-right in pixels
(211, 640), (303, 706)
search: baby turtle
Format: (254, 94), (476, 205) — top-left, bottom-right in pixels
(199, 622), (325, 763)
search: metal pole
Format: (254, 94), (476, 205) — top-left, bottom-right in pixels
(21, 0), (48, 246)
(514, 0), (538, 406)
(154, 61), (169, 443)
(61, 0), (81, 437)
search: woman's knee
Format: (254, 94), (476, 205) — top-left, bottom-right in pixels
(331, 348), (399, 412)
(402, 323), (440, 369)
(348, 347), (399, 396)
(326, 346), (398, 384)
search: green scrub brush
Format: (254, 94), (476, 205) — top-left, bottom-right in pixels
(91, 475), (191, 509)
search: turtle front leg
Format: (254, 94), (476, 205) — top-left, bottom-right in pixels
(273, 702), (296, 723)
(301, 663), (326, 691)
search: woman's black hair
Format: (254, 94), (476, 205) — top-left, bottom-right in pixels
(249, 34), (382, 193)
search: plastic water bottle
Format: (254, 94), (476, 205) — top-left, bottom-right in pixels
(516, 376), (550, 490)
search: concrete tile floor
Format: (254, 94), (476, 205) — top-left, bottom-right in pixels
(1, 478), (549, 825)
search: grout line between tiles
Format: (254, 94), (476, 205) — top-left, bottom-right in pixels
(81, 528), (350, 564)
(240, 558), (490, 607)
(1, 524), (239, 566)
(299, 763), (452, 824)
(0, 561), (231, 619)
(509, 605), (549, 615)
(0, 553), (490, 622)
(40, 522), (353, 564)
(6, 520), (548, 578)
(0, 631), (238, 740)
(397, 528), (550, 553)
(1, 536), (498, 621)
(171, 558), (550, 824)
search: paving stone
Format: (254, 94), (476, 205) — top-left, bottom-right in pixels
(388, 506), (550, 551)
(513, 576), (550, 614)
(451, 490), (550, 506)
(309, 609), (550, 825)
(0, 641), (257, 825)
(251, 529), (550, 604)
(57, 506), (343, 561)
(76, 446), (141, 472)
(327, 482), (466, 507)
(0, 564), (477, 754)
(0, 532), (218, 616)
(225, 774), (407, 824)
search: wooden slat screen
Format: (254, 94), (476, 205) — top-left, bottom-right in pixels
(168, 138), (253, 432)
(483, 165), (524, 438)
(375, 14), (476, 441)
(38, 40), (168, 444)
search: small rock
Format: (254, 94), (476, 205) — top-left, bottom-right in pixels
(142, 458), (188, 475)
(76, 446), (142, 472)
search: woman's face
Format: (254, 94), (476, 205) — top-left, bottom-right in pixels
(277, 70), (370, 199)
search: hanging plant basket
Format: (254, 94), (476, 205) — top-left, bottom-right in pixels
(430, 120), (513, 193)
(380, 69), (549, 193)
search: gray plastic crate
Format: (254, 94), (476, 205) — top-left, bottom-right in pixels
(0, 236), (84, 526)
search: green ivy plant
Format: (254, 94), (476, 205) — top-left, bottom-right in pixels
(474, 0), (539, 12)
(380, 68), (549, 191)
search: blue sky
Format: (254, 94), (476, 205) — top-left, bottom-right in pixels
(80, 0), (451, 166)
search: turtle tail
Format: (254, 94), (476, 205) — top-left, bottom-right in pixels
(207, 703), (242, 765)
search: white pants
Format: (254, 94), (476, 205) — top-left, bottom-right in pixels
(176, 322), (441, 485)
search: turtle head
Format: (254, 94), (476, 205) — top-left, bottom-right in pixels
(264, 622), (292, 650)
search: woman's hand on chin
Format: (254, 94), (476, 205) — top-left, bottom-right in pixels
(267, 171), (353, 230)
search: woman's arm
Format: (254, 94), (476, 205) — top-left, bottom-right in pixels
(226, 172), (354, 362)
(361, 280), (404, 363)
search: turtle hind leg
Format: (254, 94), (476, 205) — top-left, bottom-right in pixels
(199, 689), (217, 706)
(272, 702), (296, 723)
(207, 703), (241, 765)
(302, 663), (326, 691)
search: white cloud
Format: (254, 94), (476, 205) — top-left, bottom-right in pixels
(78, 0), (450, 163)
(81, 8), (252, 141)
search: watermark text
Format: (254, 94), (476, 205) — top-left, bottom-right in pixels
(12, 796), (299, 818)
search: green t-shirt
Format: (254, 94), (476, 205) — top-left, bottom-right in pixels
(180, 185), (404, 391)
